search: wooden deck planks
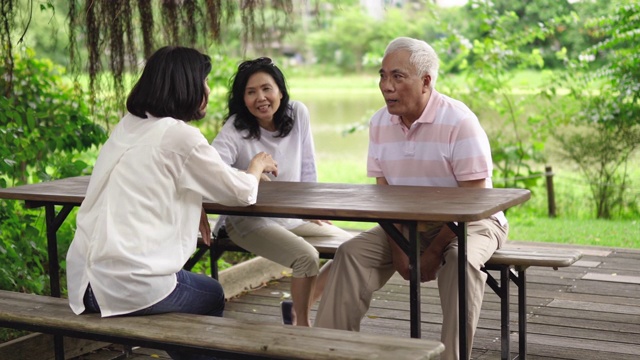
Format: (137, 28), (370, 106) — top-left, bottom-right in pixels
(64, 242), (640, 359)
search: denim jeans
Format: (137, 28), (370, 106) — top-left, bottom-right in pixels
(83, 270), (225, 360)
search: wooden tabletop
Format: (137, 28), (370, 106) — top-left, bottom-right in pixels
(0, 176), (530, 223)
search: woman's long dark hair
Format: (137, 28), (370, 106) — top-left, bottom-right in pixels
(226, 57), (293, 140)
(126, 46), (212, 122)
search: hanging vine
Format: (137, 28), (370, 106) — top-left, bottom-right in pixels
(0, 0), (15, 97)
(137, 0), (154, 59)
(2, 0), (294, 113)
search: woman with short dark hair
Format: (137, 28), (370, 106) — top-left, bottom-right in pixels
(126, 46), (213, 122)
(67, 46), (278, 360)
(212, 57), (351, 327)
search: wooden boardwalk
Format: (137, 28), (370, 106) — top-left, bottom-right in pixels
(72, 241), (640, 360)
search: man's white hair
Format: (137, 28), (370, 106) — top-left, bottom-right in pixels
(384, 37), (439, 89)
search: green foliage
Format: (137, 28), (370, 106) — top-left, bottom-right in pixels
(551, 2), (640, 219)
(460, 0), (612, 68)
(0, 47), (107, 186)
(306, 2), (440, 73)
(436, 0), (554, 189)
(0, 200), (46, 294)
(12, 0), (71, 66)
(555, 126), (639, 219)
(193, 53), (240, 141)
(307, 6), (377, 72)
(0, 48), (107, 294)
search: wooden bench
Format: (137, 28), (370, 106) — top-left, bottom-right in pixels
(0, 290), (444, 360)
(484, 248), (582, 360)
(187, 230), (582, 360)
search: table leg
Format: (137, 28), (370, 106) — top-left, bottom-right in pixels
(44, 204), (74, 360)
(408, 223), (421, 338)
(449, 221), (468, 360)
(379, 222), (421, 338)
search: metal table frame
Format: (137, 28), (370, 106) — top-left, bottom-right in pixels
(0, 177), (530, 359)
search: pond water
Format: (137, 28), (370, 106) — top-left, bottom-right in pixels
(293, 89), (385, 175)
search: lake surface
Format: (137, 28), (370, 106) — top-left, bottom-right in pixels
(292, 89), (385, 181)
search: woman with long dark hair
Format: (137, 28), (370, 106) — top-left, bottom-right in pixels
(212, 57), (351, 327)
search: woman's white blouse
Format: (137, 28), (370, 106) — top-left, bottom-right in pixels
(212, 101), (317, 236)
(66, 113), (259, 317)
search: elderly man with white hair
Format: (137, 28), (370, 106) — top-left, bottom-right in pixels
(314, 37), (508, 360)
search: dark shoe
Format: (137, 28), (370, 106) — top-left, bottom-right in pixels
(280, 300), (293, 325)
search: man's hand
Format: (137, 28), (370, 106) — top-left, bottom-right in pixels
(199, 207), (211, 246)
(419, 247), (444, 282)
(307, 219), (332, 226)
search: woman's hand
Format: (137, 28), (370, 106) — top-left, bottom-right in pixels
(247, 151), (278, 180)
(199, 207), (211, 246)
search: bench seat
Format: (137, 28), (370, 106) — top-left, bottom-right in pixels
(486, 248), (582, 269)
(188, 232), (582, 360)
(482, 247), (582, 360)
(0, 290), (444, 360)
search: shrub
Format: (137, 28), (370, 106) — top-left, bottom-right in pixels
(0, 48), (107, 295)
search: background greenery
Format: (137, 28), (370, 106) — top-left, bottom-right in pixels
(0, 0), (638, 323)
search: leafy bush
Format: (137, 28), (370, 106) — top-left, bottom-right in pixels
(192, 53), (239, 141)
(0, 47), (107, 186)
(0, 48), (107, 295)
(434, 1), (554, 190)
(552, 2), (640, 219)
(0, 200), (46, 293)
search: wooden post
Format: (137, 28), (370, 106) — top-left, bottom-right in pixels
(545, 165), (556, 218)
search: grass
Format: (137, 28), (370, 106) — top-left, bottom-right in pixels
(286, 69), (560, 93)
(312, 132), (640, 250)
(301, 70), (638, 250)
(508, 217), (639, 248)
(71, 69), (640, 250)
(328, 218), (640, 249)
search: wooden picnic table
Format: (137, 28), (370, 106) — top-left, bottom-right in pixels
(0, 176), (530, 359)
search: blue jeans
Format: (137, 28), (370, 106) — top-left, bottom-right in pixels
(83, 270), (225, 360)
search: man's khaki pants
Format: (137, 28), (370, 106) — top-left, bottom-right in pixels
(314, 219), (508, 360)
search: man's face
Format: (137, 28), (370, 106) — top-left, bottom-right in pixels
(379, 50), (430, 123)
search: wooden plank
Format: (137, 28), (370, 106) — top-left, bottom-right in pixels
(215, 235), (347, 256)
(594, 259), (640, 272)
(0, 290), (443, 360)
(503, 242), (612, 257)
(0, 176), (531, 222)
(486, 249), (582, 268)
(546, 299), (640, 316)
(220, 245), (640, 360)
(520, 283), (640, 306)
(13, 242), (637, 360)
(572, 259), (602, 268)
(524, 332), (640, 357)
(533, 306), (640, 327)
(582, 272), (640, 284)
(569, 280), (640, 298)
(528, 314), (640, 336)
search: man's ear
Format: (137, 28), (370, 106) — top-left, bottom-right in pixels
(422, 74), (431, 92)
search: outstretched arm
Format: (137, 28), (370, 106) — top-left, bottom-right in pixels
(198, 207), (212, 246)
